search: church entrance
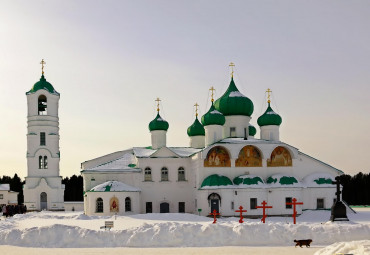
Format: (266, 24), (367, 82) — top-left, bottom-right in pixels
(160, 202), (169, 213)
(40, 192), (47, 210)
(208, 193), (221, 213)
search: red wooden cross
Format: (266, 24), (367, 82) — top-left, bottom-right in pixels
(256, 200), (273, 223)
(286, 198), (303, 224)
(235, 206), (247, 223)
(209, 209), (220, 224)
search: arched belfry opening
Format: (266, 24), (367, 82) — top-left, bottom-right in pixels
(38, 95), (47, 115)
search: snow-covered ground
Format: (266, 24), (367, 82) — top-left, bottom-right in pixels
(1, 208), (369, 254)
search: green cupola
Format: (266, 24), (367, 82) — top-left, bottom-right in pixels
(187, 117), (205, 136)
(149, 113), (169, 131)
(249, 124), (257, 136)
(257, 103), (282, 127)
(214, 77), (254, 116)
(26, 74), (59, 95)
(201, 103), (225, 126)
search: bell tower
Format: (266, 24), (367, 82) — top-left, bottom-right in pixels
(23, 60), (65, 211)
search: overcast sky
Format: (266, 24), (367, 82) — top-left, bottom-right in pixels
(1, 0), (369, 178)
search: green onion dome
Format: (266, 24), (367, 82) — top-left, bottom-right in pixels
(249, 124), (257, 136)
(257, 103), (282, 126)
(149, 113), (169, 131)
(26, 75), (59, 95)
(201, 174), (233, 188)
(187, 117), (205, 136)
(201, 103), (225, 126)
(214, 77), (254, 116)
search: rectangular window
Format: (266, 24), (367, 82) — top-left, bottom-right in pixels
(146, 202), (152, 213)
(178, 167), (185, 181)
(286, 197), (292, 209)
(0, 194), (3, 199)
(179, 202), (185, 213)
(231, 201), (234, 210)
(317, 198), (324, 209)
(161, 168), (168, 181)
(250, 198), (257, 210)
(230, 127), (236, 137)
(40, 132), (46, 146)
(244, 128), (247, 139)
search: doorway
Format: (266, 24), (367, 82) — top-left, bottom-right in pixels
(40, 192), (47, 210)
(160, 202), (169, 213)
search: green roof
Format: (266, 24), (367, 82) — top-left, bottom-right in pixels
(26, 75), (59, 95)
(214, 77), (254, 116)
(187, 117), (205, 136)
(267, 176), (298, 185)
(201, 103), (225, 126)
(201, 174), (232, 188)
(314, 178), (333, 185)
(257, 103), (282, 126)
(149, 113), (169, 131)
(233, 175), (264, 185)
(249, 124), (257, 136)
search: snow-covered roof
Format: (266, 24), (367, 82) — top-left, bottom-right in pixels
(82, 153), (140, 173)
(89, 181), (140, 192)
(0, 184), (10, 191)
(133, 147), (201, 158)
(302, 173), (335, 187)
(266, 174), (302, 187)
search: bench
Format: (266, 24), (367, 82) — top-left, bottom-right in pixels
(100, 221), (114, 230)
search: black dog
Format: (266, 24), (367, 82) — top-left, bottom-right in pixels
(294, 239), (312, 248)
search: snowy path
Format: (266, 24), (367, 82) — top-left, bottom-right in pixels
(0, 209), (370, 254)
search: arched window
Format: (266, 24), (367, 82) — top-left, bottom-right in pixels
(161, 167), (168, 181)
(38, 95), (47, 115)
(204, 146), (231, 167)
(267, 146), (292, 167)
(235, 145), (262, 167)
(178, 167), (185, 181)
(39, 156), (43, 169)
(44, 156), (48, 169)
(144, 167), (152, 181)
(125, 197), (131, 212)
(96, 198), (103, 213)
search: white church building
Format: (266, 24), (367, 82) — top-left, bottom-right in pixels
(81, 67), (343, 217)
(23, 61), (65, 211)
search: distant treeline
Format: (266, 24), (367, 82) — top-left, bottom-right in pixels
(0, 172), (369, 205)
(339, 172), (370, 205)
(0, 174), (83, 203)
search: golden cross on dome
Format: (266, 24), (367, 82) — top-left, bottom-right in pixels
(229, 62), (235, 77)
(194, 103), (199, 117)
(209, 86), (216, 102)
(266, 88), (272, 103)
(40, 59), (46, 75)
(155, 98), (161, 112)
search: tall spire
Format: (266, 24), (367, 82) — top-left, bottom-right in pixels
(229, 62), (235, 78)
(155, 97), (161, 112)
(40, 59), (46, 75)
(209, 86), (216, 103)
(266, 88), (272, 104)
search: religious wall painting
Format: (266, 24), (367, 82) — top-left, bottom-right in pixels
(204, 146), (231, 167)
(235, 145), (262, 167)
(110, 196), (119, 212)
(267, 146), (292, 167)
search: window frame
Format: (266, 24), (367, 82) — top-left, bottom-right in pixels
(40, 132), (46, 146)
(286, 197), (292, 209)
(178, 167), (185, 181)
(125, 197), (132, 212)
(250, 198), (257, 210)
(317, 198), (325, 209)
(161, 167), (169, 181)
(144, 167), (152, 181)
(179, 202), (185, 213)
(96, 198), (103, 213)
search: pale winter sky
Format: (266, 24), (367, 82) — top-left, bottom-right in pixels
(0, 0), (369, 178)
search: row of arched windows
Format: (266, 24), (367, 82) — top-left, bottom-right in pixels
(38, 156), (48, 169)
(204, 146), (293, 167)
(144, 167), (186, 182)
(95, 197), (131, 213)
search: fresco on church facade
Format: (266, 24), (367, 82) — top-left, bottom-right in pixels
(267, 146), (292, 167)
(110, 197), (119, 212)
(235, 145), (262, 167)
(204, 146), (231, 167)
